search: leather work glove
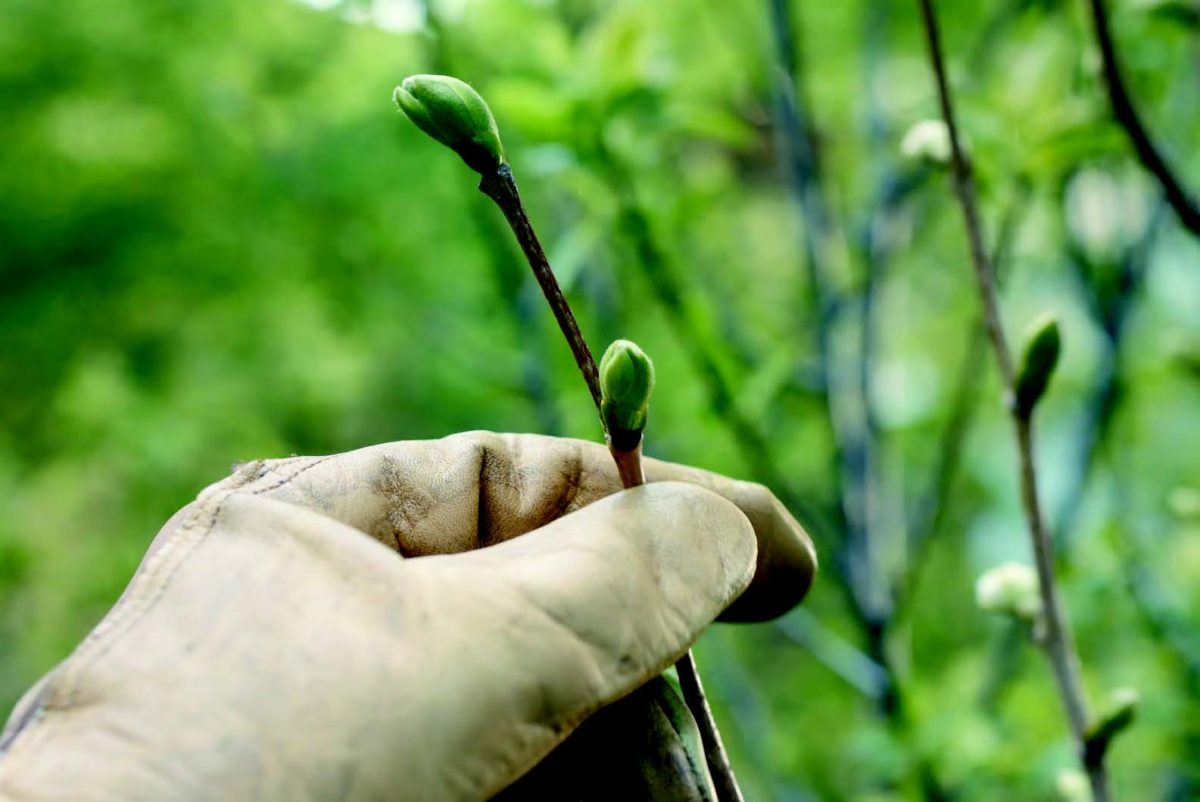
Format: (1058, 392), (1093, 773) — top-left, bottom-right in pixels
(0, 432), (816, 802)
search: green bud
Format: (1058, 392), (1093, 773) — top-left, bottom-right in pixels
(599, 339), (655, 446)
(1014, 314), (1061, 417)
(1085, 686), (1139, 764)
(393, 74), (504, 174)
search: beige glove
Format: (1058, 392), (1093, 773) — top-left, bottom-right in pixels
(0, 432), (815, 802)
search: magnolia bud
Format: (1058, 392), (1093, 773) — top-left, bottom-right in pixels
(975, 562), (1041, 621)
(599, 339), (655, 449)
(394, 74), (504, 174)
(900, 119), (953, 166)
(1014, 314), (1061, 417)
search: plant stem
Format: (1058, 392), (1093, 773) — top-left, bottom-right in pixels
(914, 1), (1112, 799)
(479, 162), (745, 802)
(478, 165), (602, 413)
(1086, 0), (1200, 239)
(675, 650), (745, 802)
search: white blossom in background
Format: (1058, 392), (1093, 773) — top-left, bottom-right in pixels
(900, 119), (952, 166)
(1056, 768), (1091, 802)
(975, 562), (1041, 620)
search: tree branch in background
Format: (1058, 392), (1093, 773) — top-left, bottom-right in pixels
(915, 1), (1113, 799)
(896, 189), (1027, 619)
(419, 1), (561, 434)
(1054, 202), (1163, 555)
(768, 2), (953, 798)
(1086, 0), (1200, 238)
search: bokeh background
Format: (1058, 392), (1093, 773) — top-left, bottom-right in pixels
(2, 0), (1198, 798)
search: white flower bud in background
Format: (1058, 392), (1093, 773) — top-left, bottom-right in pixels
(1055, 768), (1090, 802)
(900, 119), (953, 166)
(1167, 486), (1200, 519)
(975, 562), (1041, 621)
(1063, 167), (1152, 264)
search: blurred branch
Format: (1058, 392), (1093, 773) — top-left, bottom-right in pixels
(419, 1), (562, 434)
(915, 1), (1112, 799)
(895, 188), (1028, 619)
(1086, 0), (1200, 238)
(766, 0), (859, 566)
(1054, 202), (1165, 555)
(775, 608), (889, 701)
(769, 2), (954, 799)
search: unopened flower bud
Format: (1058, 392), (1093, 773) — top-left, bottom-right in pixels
(1055, 768), (1089, 802)
(394, 74), (504, 174)
(900, 119), (953, 166)
(975, 562), (1041, 621)
(1014, 314), (1061, 417)
(599, 339), (654, 449)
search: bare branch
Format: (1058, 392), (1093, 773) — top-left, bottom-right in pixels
(915, 1), (1113, 798)
(1087, 0), (1200, 238)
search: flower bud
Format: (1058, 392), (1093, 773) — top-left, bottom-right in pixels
(599, 339), (654, 448)
(975, 562), (1041, 621)
(1085, 686), (1139, 764)
(394, 74), (504, 174)
(1014, 314), (1061, 417)
(900, 119), (953, 166)
(1055, 768), (1089, 802)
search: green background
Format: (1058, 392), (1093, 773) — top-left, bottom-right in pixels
(1, 0), (1198, 798)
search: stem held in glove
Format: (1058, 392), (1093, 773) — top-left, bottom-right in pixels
(395, 73), (745, 802)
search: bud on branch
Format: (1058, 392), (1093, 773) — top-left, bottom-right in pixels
(394, 74), (505, 174)
(600, 339), (655, 451)
(1013, 314), (1061, 418)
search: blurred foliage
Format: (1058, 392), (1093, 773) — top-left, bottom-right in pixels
(1, 0), (1199, 799)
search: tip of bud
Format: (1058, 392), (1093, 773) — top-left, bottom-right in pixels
(1014, 313), (1062, 417)
(394, 74), (505, 174)
(599, 339), (655, 448)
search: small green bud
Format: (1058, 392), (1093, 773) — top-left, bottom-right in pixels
(1085, 686), (1139, 765)
(975, 561), (1042, 621)
(1014, 314), (1061, 417)
(393, 74), (504, 174)
(599, 339), (655, 447)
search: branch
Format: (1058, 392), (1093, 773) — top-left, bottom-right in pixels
(1054, 203), (1164, 555)
(915, 2), (1112, 799)
(895, 190), (1027, 619)
(1087, 0), (1200, 238)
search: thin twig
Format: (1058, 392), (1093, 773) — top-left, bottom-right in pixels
(1086, 0), (1200, 238)
(479, 166), (603, 413)
(915, 2), (1111, 799)
(1054, 203), (1164, 555)
(478, 163), (745, 802)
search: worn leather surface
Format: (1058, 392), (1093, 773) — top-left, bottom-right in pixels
(0, 432), (815, 802)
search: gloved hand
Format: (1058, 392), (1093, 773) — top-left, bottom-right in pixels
(0, 432), (815, 802)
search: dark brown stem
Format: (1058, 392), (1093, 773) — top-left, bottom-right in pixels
(612, 439), (744, 802)
(1086, 0), (1200, 238)
(481, 161), (744, 802)
(675, 650), (745, 802)
(479, 165), (603, 413)
(915, 1), (1111, 799)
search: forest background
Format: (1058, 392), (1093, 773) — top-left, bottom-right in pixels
(1, 0), (1199, 799)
